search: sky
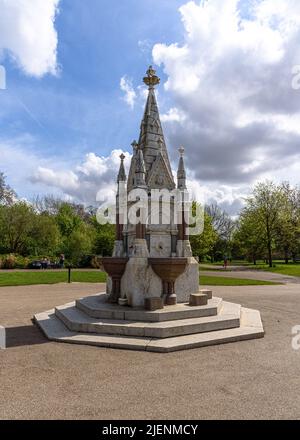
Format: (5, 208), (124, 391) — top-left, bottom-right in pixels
(0, 0), (300, 215)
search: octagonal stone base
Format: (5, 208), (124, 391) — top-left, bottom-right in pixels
(34, 293), (265, 353)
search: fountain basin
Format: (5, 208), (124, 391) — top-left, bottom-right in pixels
(149, 258), (188, 305)
(101, 257), (129, 304)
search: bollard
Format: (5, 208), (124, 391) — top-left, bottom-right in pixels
(67, 266), (72, 283)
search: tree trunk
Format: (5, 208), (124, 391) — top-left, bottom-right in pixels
(268, 242), (273, 268)
(266, 218), (273, 268)
(284, 248), (289, 265)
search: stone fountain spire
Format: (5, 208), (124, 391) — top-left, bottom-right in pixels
(128, 66), (175, 192)
(176, 147), (193, 258)
(113, 154), (127, 257)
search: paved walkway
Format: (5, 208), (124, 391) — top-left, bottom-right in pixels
(1, 282), (300, 419)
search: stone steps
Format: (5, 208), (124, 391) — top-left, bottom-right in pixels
(76, 293), (222, 322)
(55, 301), (241, 339)
(34, 307), (264, 353)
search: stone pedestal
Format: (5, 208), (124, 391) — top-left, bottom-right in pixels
(109, 255), (200, 308)
(175, 257), (200, 303)
(120, 257), (161, 307)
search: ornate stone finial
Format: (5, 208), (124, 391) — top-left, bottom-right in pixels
(117, 153), (127, 183)
(131, 140), (138, 153)
(143, 65), (160, 89)
(177, 147), (186, 190)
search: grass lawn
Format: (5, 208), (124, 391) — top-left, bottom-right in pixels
(200, 275), (279, 286)
(255, 264), (300, 277)
(200, 261), (300, 277)
(0, 270), (279, 287)
(0, 270), (107, 287)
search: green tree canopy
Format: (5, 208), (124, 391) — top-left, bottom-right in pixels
(0, 202), (35, 254)
(241, 181), (287, 267)
(0, 172), (16, 206)
(190, 203), (218, 261)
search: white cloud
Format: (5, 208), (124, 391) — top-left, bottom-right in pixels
(120, 76), (137, 109)
(0, 0), (60, 77)
(152, 0), (300, 193)
(161, 107), (187, 123)
(31, 150), (132, 205)
(32, 167), (79, 191)
(30, 145), (247, 214)
(0, 134), (287, 217)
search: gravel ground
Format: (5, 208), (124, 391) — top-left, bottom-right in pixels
(0, 282), (300, 420)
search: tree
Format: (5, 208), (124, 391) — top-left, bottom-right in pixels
(55, 203), (83, 237)
(206, 204), (234, 240)
(242, 181), (286, 268)
(0, 202), (35, 254)
(190, 211), (217, 261)
(205, 204), (236, 262)
(92, 219), (115, 257)
(0, 172), (16, 206)
(234, 211), (265, 264)
(275, 183), (300, 263)
(51, 202), (95, 265)
(62, 224), (93, 266)
(28, 214), (61, 256)
(32, 195), (64, 215)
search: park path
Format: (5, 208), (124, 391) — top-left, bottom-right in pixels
(200, 268), (300, 284)
(1, 282), (300, 419)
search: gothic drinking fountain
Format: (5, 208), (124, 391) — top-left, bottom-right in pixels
(34, 66), (264, 352)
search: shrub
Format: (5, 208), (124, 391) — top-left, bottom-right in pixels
(91, 255), (103, 269)
(2, 254), (16, 269)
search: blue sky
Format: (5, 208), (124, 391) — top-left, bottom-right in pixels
(1, 0), (184, 163)
(1, 0), (300, 213)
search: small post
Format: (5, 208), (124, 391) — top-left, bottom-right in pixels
(67, 265), (72, 283)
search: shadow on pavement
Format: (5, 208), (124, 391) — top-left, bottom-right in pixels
(5, 324), (49, 348)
